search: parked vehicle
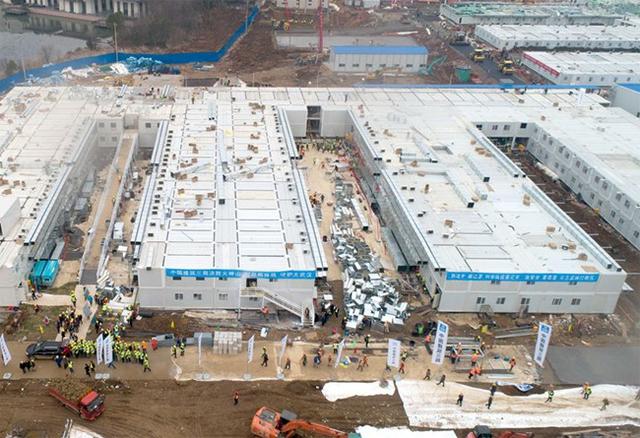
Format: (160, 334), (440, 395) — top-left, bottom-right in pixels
(26, 341), (66, 359)
(48, 380), (105, 421)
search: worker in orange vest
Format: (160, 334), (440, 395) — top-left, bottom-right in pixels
(509, 356), (517, 371)
(471, 352), (479, 367)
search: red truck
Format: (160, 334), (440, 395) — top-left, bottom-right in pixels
(48, 380), (105, 421)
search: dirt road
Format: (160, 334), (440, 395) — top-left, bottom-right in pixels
(0, 379), (407, 438)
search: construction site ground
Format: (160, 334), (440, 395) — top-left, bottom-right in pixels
(84, 135), (137, 273)
(0, 378), (407, 438)
(104, 157), (150, 285)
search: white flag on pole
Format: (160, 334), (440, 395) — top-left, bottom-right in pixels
(247, 335), (255, 363)
(96, 334), (103, 365)
(103, 335), (113, 365)
(279, 335), (288, 364)
(197, 333), (203, 366)
(387, 339), (401, 368)
(534, 322), (552, 367)
(334, 338), (345, 369)
(431, 321), (449, 365)
(0, 334), (11, 366)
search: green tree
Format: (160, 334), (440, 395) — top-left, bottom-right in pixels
(106, 12), (125, 29)
(5, 60), (19, 77)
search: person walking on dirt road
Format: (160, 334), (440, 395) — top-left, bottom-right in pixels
(509, 356), (516, 371)
(284, 357), (291, 370)
(437, 374), (446, 387)
(399, 361), (406, 374)
(456, 393), (464, 407)
(601, 398), (610, 411)
(486, 396), (493, 409)
(171, 345), (177, 358)
(261, 353), (269, 367)
(490, 382), (498, 397)
(423, 368), (431, 380)
(364, 334), (370, 350)
(584, 386), (592, 400)
(545, 387), (554, 403)
(143, 356), (151, 373)
(234, 391), (239, 405)
(84, 363), (91, 377)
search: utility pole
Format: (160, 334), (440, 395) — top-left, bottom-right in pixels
(113, 22), (119, 63)
(20, 57), (26, 81)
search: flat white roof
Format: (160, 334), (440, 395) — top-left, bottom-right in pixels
(477, 24), (640, 45)
(442, 2), (620, 18)
(3, 85), (638, 281)
(523, 51), (640, 76)
(0, 86), (111, 268)
(352, 93), (620, 275)
(137, 92), (321, 277)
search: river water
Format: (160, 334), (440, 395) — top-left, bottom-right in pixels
(0, 7), (110, 67)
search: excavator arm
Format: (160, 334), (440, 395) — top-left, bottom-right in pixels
(281, 419), (349, 438)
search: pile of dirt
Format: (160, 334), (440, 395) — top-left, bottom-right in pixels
(226, 21), (289, 72)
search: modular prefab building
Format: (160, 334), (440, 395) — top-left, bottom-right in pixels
(440, 2), (620, 26)
(522, 51), (640, 85)
(611, 83), (640, 118)
(475, 25), (640, 51)
(329, 46), (428, 73)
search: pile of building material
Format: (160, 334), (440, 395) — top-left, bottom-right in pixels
(213, 331), (242, 354)
(331, 177), (407, 328)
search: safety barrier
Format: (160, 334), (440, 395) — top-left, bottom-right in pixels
(0, 5), (259, 94)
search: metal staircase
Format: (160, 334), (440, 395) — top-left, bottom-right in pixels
(243, 287), (314, 326)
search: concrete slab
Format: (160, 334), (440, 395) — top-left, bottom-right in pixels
(547, 345), (640, 385)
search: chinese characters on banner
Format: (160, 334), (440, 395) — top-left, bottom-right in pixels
(0, 334), (11, 366)
(247, 335), (255, 364)
(279, 335), (288, 364)
(387, 339), (401, 368)
(534, 323), (552, 367)
(103, 335), (113, 365)
(334, 339), (345, 369)
(431, 321), (449, 365)
(96, 334), (104, 365)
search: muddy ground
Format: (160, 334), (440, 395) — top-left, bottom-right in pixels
(0, 379), (407, 438)
(1, 379), (636, 438)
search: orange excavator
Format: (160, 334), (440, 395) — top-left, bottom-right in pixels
(251, 407), (359, 438)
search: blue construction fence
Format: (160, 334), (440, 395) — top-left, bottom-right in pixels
(0, 5), (259, 94)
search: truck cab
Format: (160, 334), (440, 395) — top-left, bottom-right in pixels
(79, 391), (106, 420)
